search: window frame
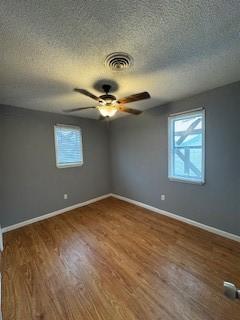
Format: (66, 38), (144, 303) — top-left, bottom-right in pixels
(54, 124), (83, 169)
(168, 108), (205, 185)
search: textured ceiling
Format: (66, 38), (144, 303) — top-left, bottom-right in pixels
(0, 0), (240, 119)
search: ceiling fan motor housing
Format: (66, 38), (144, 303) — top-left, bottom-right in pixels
(99, 94), (117, 105)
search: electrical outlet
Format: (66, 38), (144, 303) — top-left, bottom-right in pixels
(64, 194), (68, 200)
(161, 194), (165, 201)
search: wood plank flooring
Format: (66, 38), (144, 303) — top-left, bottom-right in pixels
(2, 197), (240, 319)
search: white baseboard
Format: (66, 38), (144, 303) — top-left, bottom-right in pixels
(2, 192), (240, 243)
(2, 194), (111, 233)
(0, 225), (2, 320)
(0, 225), (3, 251)
(111, 193), (240, 243)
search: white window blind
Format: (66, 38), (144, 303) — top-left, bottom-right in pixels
(54, 125), (83, 168)
(168, 109), (205, 184)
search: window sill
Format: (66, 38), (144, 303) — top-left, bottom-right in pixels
(168, 177), (205, 185)
(56, 162), (83, 169)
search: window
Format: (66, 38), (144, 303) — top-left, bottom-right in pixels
(168, 109), (205, 184)
(54, 125), (83, 168)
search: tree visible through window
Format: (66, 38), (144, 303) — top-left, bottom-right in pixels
(168, 109), (205, 183)
(54, 125), (83, 168)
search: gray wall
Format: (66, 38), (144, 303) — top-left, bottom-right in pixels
(110, 82), (240, 236)
(1, 82), (239, 235)
(0, 105), (111, 227)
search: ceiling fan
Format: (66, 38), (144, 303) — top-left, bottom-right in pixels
(64, 84), (150, 119)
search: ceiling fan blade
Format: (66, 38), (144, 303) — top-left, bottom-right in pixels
(118, 105), (142, 115)
(63, 107), (96, 113)
(117, 92), (150, 104)
(74, 88), (100, 101)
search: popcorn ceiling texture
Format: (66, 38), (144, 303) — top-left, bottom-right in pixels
(0, 0), (240, 119)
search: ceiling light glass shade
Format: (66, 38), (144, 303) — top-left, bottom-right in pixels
(97, 105), (118, 117)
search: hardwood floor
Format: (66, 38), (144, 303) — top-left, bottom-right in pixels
(2, 197), (240, 320)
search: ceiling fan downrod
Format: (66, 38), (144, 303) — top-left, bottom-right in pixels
(102, 84), (111, 94)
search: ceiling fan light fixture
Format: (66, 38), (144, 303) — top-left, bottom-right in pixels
(97, 105), (118, 117)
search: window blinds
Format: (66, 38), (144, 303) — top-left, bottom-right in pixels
(54, 125), (83, 168)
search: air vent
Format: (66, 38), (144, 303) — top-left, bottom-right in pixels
(105, 52), (133, 71)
